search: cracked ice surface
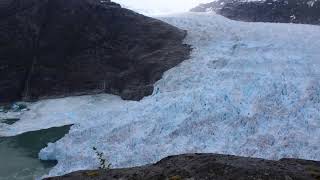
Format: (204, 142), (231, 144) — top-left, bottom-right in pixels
(1, 13), (320, 177)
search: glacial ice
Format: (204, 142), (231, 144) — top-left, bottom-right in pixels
(1, 13), (320, 177)
(112, 0), (213, 15)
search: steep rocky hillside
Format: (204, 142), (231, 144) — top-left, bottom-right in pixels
(0, 0), (190, 104)
(191, 0), (320, 25)
(46, 154), (320, 180)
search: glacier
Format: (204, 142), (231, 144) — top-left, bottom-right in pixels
(1, 12), (320, 177)
(112, 0), (213, 15)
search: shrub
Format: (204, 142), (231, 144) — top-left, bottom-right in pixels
(92, 147), (111, 170)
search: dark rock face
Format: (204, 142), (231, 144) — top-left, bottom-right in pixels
(191, 0), (320, 25)
(46, 153), (320, 180)
(0, 0), (190, 104)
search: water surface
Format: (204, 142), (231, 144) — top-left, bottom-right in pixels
(0, 125), (71, 180)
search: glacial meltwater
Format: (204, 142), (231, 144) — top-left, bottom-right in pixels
(0, 125), (71, 180)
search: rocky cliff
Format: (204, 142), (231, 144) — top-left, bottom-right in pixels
(0, 0), (190, 104)
(191, 0), (320, 25)
(46, 153), (320, 180)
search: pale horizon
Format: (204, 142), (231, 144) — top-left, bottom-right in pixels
(112, 0), (214, 15)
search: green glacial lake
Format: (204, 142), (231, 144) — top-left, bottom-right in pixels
(0, 125), (71, 180)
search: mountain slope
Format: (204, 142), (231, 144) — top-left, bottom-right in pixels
(191, 0), (320, 25)
(0, 0), (190, 104)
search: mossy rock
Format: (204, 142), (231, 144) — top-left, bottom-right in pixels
(84, 171), (100, 177)
(169, 175), (182, 180)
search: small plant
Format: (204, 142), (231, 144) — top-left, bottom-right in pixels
(92, 147), (111, 170)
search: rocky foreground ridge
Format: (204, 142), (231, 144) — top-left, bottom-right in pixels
(0, 0), (190, 104)
(191, 0), (320, 25)
(46, 153), (320, 180)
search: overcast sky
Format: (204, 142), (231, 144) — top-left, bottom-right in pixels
(113, 0), (214, 15)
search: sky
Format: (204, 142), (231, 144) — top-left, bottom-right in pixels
(112, 0), (214, 15)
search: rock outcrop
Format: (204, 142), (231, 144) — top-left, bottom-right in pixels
(46, 153), (320, 180)
(0, 0), (190, 104)
(191, 0), (320, 25)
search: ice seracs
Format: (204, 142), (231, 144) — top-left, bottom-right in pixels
(1, 12), (320, 177)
